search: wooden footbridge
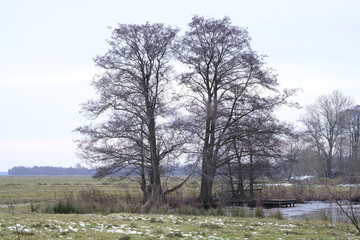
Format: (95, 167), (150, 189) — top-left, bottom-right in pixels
(221, 188), (297, 208)
(261, 199), (296, 208)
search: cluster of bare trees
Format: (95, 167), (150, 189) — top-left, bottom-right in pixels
(217, 112), (292, 202)
(76, 16), (294, 208)
(282, 91), (360, 180)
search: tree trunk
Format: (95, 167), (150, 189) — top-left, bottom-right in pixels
(356, 115), (360, 172)
(140, 121), (148, 203)
(339, 144), (344, 174)
(227, 161), (235, 197)
(249, 151), (254, 200)
(200, 131), (216, 208)
(144, 76), (163, 204)
(148, 114), (163, 204)
(327, 147), (333, 178)
(200, 162), (216, 209)
(140, 157), (148, 203)
(237, 158), (245, 199)
(234, 144), (244, 199)
(200, 98), (218, 208)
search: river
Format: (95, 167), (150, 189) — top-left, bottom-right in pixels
(224, 201), (360, 223)
(268, 201), (360, 222)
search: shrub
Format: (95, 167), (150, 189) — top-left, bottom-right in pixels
(53, 197), (83, 214)
(269, 209), (284, 220)
(49, 188), (119, 214)
(318, 209), (333, 223)
(78, 187), (118, 213)
(255, 207), (264, 218)
(229, 207), (253, 217)
(30, 203), (41, 213)
(118, 236), (131, 240)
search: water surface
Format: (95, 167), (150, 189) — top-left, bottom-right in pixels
(268, 201), (360, 223)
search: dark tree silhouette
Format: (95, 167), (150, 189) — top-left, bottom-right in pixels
(176, 16), (295, 208)
(219, 111), (291, 202)
(76, 23), (189, 204)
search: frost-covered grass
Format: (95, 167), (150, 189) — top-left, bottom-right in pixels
(0, 205), (359, 239)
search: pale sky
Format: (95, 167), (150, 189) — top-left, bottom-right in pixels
(0, 0), (359, 172)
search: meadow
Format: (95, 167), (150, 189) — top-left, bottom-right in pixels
(0, 176), (140, 205)
(1, 176), (360, 239)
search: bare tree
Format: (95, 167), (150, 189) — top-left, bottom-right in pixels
(301, 90), (353, 178)
(344, 105), (360, 173)
(228, 113), (291, 199)
(176, 16), (295, 208)
(216, 110), (291, 207)
(76, 23), (189, 204)
(281, 135), (303, 181)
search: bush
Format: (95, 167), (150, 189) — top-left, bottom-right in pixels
(118, 236), (131, 240)
(78, 187), (118, 213)
(49, 188), (119, 214)
(30, 203), (41, 213)
(53, 199), (83, 214)
(255, 207), (264, 218)
(269, 209), (284, 220)
(228, 207), (251, 217)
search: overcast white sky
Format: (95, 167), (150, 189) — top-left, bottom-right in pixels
(0, 0), (359, 172)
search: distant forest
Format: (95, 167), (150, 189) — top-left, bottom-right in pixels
(7, 165), (190, 176)
(8, 166), (94, 176)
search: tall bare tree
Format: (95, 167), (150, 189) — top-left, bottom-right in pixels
(344, 105), (360, 173)
(76, 23), (188, 204)
(176, 16), (294, 208)
(301, 90), (353, 178)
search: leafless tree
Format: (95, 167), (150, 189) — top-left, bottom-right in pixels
(222, 113), (291, 201)
(281, 135), (303, 181)
(176, 16), (295, 208)
(344, 105), (360, 173)
(76, 23), (190, 204)
(301, 90), (353, 178)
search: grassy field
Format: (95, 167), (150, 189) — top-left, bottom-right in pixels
(1, 205), (359, 239)
(1, 176), (360, 239)
(1, 176), (357, 205)
(0, 176), (143, 205)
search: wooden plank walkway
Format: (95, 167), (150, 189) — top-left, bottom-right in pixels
(226, 199), (296, 208)
(222, 188), (296, 208)
(262, 199), (296, 208)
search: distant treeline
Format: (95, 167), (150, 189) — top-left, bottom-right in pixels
(7, 165), (193, 176)
(8, 166), (95, 176)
